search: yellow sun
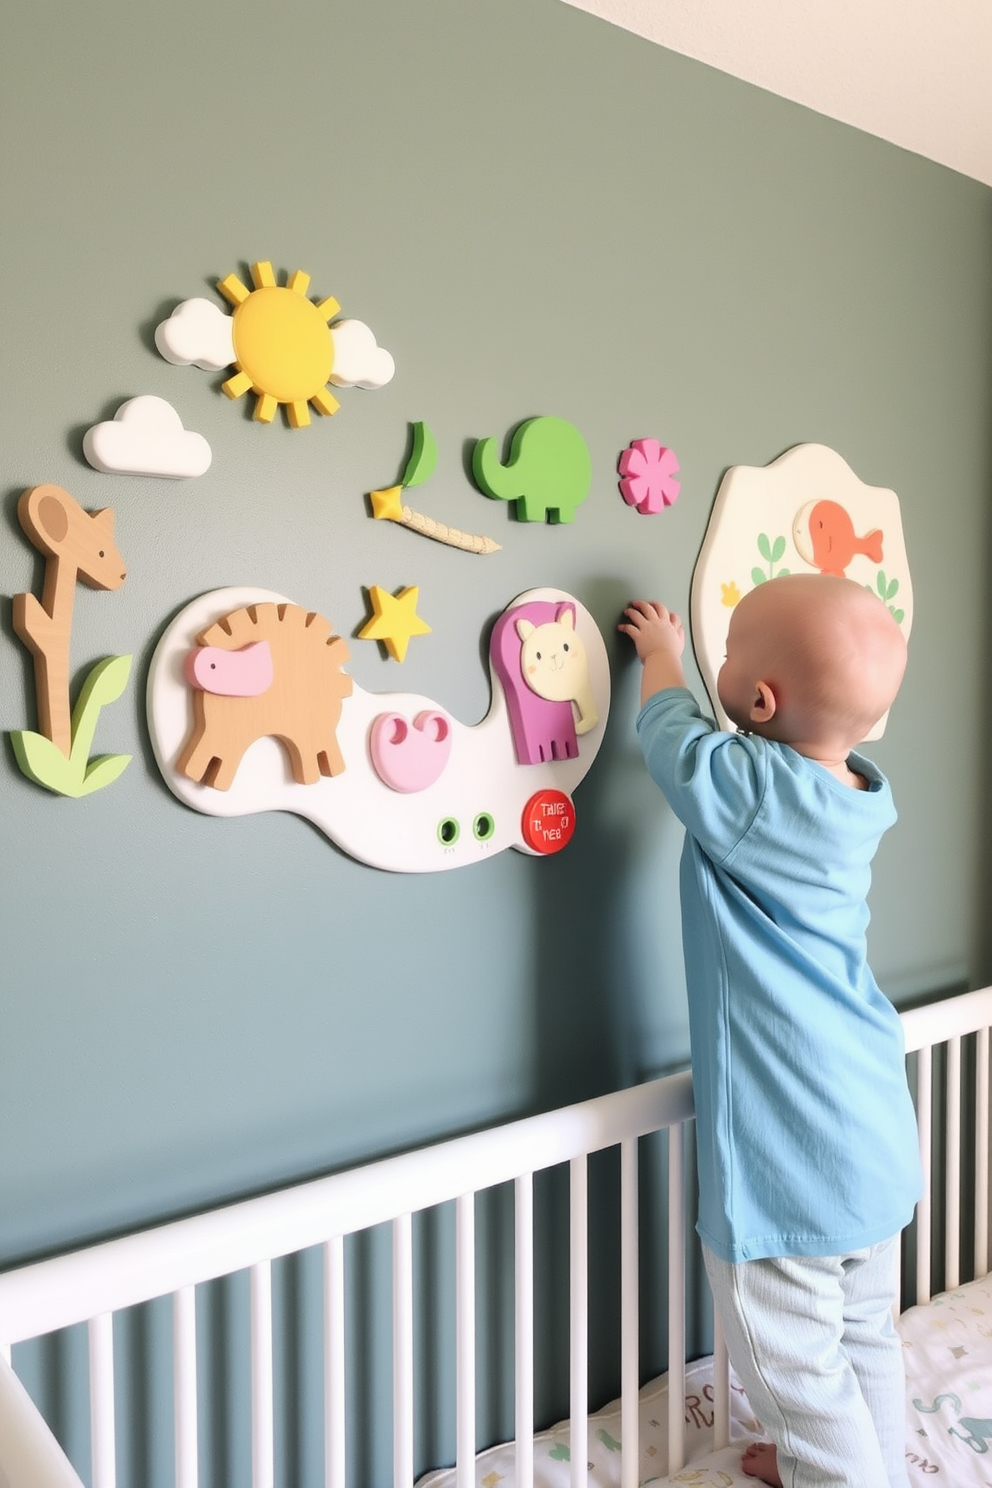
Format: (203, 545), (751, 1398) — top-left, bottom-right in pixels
(217, 261), (341, 428)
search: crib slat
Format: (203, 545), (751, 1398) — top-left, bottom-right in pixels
(976, 1028), (990, 1276)
(514, 1174), (535, 1488)
(915, 1045), (933, 1304)
(324, 1236), (346, 1488)
(89, 1312), (116, 1488)
(619, 1137), (638, 1488)
(667, 1124), (686, 1474)
(393, 1213), (415, 1488)
(945, 1036), (962, 1290)
(569, 1156), (588, 1488)
(250, 1261), (274, 1488)
(173, 1286), (198, 1488)
(456, 1193), (476, 1488)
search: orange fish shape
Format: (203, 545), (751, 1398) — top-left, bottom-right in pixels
(793, 499), (883, 578)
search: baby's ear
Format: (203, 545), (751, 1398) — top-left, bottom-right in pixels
(750, 681), (777, 724)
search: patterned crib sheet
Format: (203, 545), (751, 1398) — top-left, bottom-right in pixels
(419, 1273), (992, 1488)
(901, 1272), (992, 1483)
(415, 1356), (761, 1488)
(656, 1276), (992, 1486)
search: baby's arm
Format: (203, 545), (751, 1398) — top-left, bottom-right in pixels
(623, 602), (764, 852)
(619, 601), (687, 707)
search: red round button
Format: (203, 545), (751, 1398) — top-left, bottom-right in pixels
(521, 789), (576, 854)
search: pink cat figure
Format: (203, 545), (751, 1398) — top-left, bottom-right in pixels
(491, 600), (596, 765)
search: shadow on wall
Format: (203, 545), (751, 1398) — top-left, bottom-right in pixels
(523, 576), (643, 1112)
(521, 576), (685, 1427)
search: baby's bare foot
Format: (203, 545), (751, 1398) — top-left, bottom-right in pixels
(742, 1441), (782, 1487)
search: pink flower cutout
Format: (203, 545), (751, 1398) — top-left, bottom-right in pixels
(618, 439), (680, 514)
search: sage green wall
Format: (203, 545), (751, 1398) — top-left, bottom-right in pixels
(2, 0), (991, 1460)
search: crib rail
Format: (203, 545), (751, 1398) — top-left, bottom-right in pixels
(0, 1070), (696, 1488)
(0, 1071), (693, 1347)
(1, 984), (991, 1488)
(901, 985), (992, 1302)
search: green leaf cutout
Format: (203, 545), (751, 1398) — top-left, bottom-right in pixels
(401, 421), (438, 489)
(78, 753), (132, 796)
(771, 535), (786, 563)
(10, 730), (79, 793)
(10, 654), (132, 798)
(70, 655), (132, 760)
(757, 533), (772, 562)
(751, 568), (767, 586)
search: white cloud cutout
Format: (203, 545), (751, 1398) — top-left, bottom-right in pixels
(329, 319), (395, 390)
(155, 298), (235, 372)
(83, 396), (212, 479)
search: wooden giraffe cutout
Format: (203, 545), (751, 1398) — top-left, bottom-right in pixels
(12, 485), (127, 756)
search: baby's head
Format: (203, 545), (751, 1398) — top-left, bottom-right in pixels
(717, 574), (907, 753)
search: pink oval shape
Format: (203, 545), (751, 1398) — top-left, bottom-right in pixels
(370, 709), (453, 792)
(185, 640), (274, 697)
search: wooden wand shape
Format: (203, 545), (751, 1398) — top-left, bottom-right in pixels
(369, 421), (500, 555)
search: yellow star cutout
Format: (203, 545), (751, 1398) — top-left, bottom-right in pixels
(359, 584), (431, 662)
(369, 484), (405, 522)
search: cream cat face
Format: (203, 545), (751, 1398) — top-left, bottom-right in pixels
(516, 607), (587, 703)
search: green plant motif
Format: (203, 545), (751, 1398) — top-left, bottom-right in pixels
(11, 654), (132, 797)
(596, 1429), (621, 1453)
(869, 570), (905, 624)
(750, 532), (790, 586)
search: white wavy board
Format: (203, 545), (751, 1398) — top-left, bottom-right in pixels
(147, 586), (610, 874)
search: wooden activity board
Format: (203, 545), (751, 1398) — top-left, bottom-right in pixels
(147, 587), (610, 873)
(690, 443), (913, 740)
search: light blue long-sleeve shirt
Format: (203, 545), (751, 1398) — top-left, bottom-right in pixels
(637, 687), (922, 1263)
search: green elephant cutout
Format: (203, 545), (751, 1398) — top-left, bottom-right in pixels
(472, 416), (591, 524)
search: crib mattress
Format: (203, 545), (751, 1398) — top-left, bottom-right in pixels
(418, 1272), (992, 1488)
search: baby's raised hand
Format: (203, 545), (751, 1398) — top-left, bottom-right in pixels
(619, 600), (686, 662)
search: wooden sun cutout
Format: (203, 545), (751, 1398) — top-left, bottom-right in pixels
(155, 268), (394, 423)
(218, 262), (342, 428)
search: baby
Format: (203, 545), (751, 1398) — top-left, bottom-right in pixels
(620, 575), (921, 1488)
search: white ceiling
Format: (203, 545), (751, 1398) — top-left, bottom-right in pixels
(562, 0), (992, 188)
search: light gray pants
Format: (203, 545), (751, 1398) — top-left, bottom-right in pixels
(704, 1236), (909, 1488)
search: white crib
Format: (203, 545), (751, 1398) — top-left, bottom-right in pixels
(1, 984), (990, 1488)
